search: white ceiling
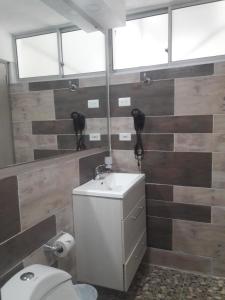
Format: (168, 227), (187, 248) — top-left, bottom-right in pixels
(0, 0), (69, 34)
(0, 0), (205, 34)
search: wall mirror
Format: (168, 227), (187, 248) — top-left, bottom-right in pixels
(0, 1), (110, 169)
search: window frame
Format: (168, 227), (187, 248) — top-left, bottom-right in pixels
(111, 0), (225, 73)
(13, 0), (225, 81)
(13, 26), (106, 82)
(61, 28), (106, 76)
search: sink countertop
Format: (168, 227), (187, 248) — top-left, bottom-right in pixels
(73, 172), (145, 199)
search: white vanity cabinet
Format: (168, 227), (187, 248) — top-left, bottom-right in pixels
(73, 173), (146, 291)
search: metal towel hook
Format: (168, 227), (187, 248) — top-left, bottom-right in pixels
(69, 80), (79, 92)
(142, 72), (152, 85)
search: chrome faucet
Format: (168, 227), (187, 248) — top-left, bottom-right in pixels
(95, 164), (106, 180)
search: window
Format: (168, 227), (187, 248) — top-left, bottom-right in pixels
(112, 14), (168, 70)
(62, 30), (106, 75)
(172, 1), (225, 61)
(16, 30), (105, 79)
(16, 33), (59, 78)
(15, 1), (225, 78)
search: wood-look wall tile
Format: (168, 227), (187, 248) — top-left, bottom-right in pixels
(143, 134), (174, 151)
(79, 151), (108, 184)
(13, 121), (34, 161)
(144, 115), (213, 133)
(79, 77), (106, 88)
(32, 135), (58, 150)
(12, 122), (33, 163)
(86, 118), (108, 134)
(0, 216), (56, 276)
(110, 80), (174, 117)
(142, 151), (212, 187)
(141, 64), (213, 81)
(148, 199), (211, 223)
(18, 159), (78, 230)
(173, 185), (225, 207)
(111, 117), (135, 134)
(15, 147), (34, 164)
(0, 176), (20, 244)
(55, 204), (74, 235)
(111, 134), (135, 150)
(13, 121), (32, 147)
(33, 118), (107, 135)
(214, 62), (225, 75)
(79, 73), (141, 88)
(144, 247), (211, 274)
(34, 149), (75, 160)
(175, 75), (225, 115)
(213, 134), (225, 152)
(32, 120), (74, 135)
(110, 73), (140, 85)
(54, 86), (106, 119)
(13, 122), (57, 156)
(11, 91), (55, 122)
(213, 115), (225, 133)
(23, 246), (55, 268)
(174, 133), (212, 152)
(146, 183), (173, 201)
(212, 153), (225, 188)
(112, 150), (139, 173)
(10, 82), (28, 94)
(211, 206), (225, 225)
(111, 134), (173, 151)
(173, 219), (225, 258)
(212, 241), (225, 277)
(29, 79), (79, 91)
(57, 135), (108, 150)
(147, 216), (172, 250)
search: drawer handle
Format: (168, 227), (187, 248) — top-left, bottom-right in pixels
(130, 206), (144, 220)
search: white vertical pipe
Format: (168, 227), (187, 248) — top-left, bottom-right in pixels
(57, 29), (64, 77)
(168, 7), (173, 64)
(105, 29), (112, 155)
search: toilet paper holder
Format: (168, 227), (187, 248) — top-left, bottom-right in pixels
(44, 244), (64, 254)
(43, 232), (75, 257)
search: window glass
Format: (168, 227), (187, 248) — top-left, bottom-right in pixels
(16, 33), (59, 78)
(113, 14), (168, 70)
(62, 30), (105, 75)
(172, 1), (225, 61)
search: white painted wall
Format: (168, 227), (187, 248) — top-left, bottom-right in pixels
(0, 28), (14, 62)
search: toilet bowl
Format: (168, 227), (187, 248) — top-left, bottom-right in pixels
(1, 264), (98, 300)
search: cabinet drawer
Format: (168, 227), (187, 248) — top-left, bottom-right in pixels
(123, 179), (145, 218)
(123, 197), (146, 261)
(124, 231), (146, 291)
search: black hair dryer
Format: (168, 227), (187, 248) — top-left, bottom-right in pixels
(71, 112), (86, 151)
(131, 108), (145, 168)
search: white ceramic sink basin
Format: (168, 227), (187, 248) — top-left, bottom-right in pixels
(73, 172), (145, 199)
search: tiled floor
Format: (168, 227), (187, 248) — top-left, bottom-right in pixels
(97, 264), (225, 300)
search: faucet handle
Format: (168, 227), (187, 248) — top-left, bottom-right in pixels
(94, 164), (106, 180)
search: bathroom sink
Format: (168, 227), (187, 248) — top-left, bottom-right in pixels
(73, 172), (145, 199)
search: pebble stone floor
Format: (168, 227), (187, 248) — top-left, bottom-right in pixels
(97, 264), (225, 300)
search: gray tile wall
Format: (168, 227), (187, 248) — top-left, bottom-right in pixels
(110, 62), (225, 277)
(0, 149), (106, 289)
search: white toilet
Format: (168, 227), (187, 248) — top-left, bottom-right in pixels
(1, 264), (98, 300)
